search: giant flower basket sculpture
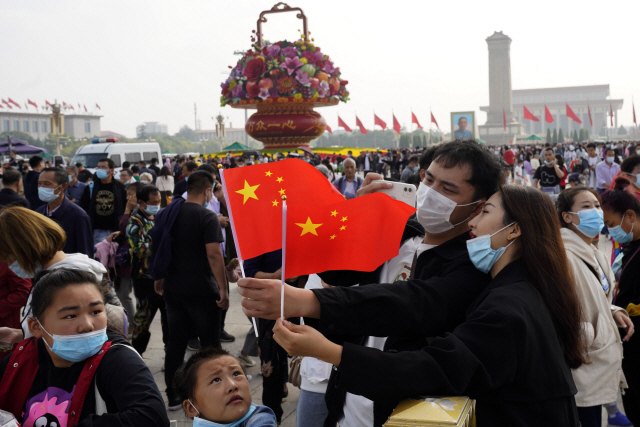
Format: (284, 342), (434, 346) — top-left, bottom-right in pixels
(221, 3), (349, 149)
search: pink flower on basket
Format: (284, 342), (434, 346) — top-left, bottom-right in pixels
(258, 88), (270, 101)
(318, 81), (330, 98)
(282, 46), (298, 58)
(323, 60), (336, 74)
(280, 57), (304, 76)
(267, 45), (281, 58)
(295, 69), (310, 85)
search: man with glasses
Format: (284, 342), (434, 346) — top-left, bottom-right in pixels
(80, 158), (127, 245)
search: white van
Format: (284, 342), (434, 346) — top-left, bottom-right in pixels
(71, 142), (162, 172)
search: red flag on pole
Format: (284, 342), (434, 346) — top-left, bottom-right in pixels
(393, 114), (401, 134)
(284, 193), (415, 278)
(24, 102), (28, 110)
(69, 104), (75, 110)
(96, 103), (101, 110)
(28, 99), (37, 109)
(503, 109), (507, 131)
(610, 103), (614, 127)
(8, 98), (20, 109)
(0, 104), (3, 109)
(523, 106), (539, 122)
(0, 99), (7, 105)
(566, 104), (582, 124)
(411, 112), (423, 129)
(325, 124), (333, 134)
(588, 104), (593, 128)
(220, 159), (344, 260)
(45, 100), (52, 107)
(84, 104), (87, 112)
(374, 114), (387, 130)
(430, 112), (440, 131)
(544, 105), (554, 123)
(355, 116), (367, 134)
(338, 116), (352, 133)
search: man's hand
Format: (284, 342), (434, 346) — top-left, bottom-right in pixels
(0, 327), (23, 344)
(217, 291), (230, 310)
(614, 310), (635, 342)
(125, 193), (137, 214)
(355, 173), (392, 198)
(154, 279), (164, 296)
(107, 231), (120, 243)
(218, 215), (230, 228)
(273, 319), (343, 366)
(238, 278), (320, 319)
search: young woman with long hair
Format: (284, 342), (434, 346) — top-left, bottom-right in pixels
(557, 186), (633, 427)
(601, 178), (640, 425)
(238, 185), (586, 426)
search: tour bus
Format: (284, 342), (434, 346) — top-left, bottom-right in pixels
(71, 141), (161, 173)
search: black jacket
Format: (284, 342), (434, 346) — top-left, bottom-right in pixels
(79, 179), (127, 232)
(173, 178), (187, 197)
(36, 197), (94, 257)
(0, 188), (30, 208)
(314, 259), (578, 427)
(23, 170), (44, 210)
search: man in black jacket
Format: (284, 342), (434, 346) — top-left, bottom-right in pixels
(23, 155), (44, 210)
(172, 161), (198, 197)
(241, 140), (507, 426)
(0, 167), (29, 208)
(79, 157), (127, 245)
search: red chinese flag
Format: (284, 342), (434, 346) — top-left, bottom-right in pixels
(8, 98), (20, 109)
(325, 124), (333, 134)
(355, 116), (367, 134)
(523, 106), (539, 122)
(544, 105), (554, 123)
(374, 114), (387, 130)
(430, 112), (440, 130)
(63, 102), (67, 107)
(411, 112), (423, 129)
(393, 114), (401, 134)
(84, 104), (88, 112)
(28, 99), (37, 109)
(566, 104), (582, 124)
(222, 159), (344, 261)
(588, 105), (593, 128)
(610, 104), (614, 127)
(285, 193), (416, 278)
(45, 100), (52, 106)
(338, 116), (352, 133)
(70, 104), (75, 110)
(96, 103), (101, 110)
(503, 109), (507, 131)
(0, 104), (3, 109)
(0, 99), (7, 105)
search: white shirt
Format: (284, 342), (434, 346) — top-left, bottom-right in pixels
(514, 165), (524, 181)
(587, 156), (599, 188)
(340, 237), (435, 427)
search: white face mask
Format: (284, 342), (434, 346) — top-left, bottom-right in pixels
(416, 184), (480, 234)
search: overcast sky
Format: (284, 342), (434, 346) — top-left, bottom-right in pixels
(2, 0), (639, 137)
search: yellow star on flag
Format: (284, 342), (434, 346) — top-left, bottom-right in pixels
(236, 180), (260, 204)
(330, 234), (336, 240)
(272, 199), (279, 207)
(341, 216), (348, 222)
(330, 210), (338, 217)
(276, 177), (284, 183)
(296, 217), (323, 236)
(278, 188), (286, 196)
(265, 171), (273, 177)
(340, 225), (346, 231)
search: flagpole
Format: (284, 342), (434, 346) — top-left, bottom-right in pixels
(280, 196), (287, 321)
(220, 168), (259, 337)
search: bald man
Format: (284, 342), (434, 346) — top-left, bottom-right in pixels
(332, 158), (363, 199)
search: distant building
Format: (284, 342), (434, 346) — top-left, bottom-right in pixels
(100, 130), (126, 139)
(0, 110), (101, 140)
(196, 127), (249, 144)
(142, 122), (168, 134)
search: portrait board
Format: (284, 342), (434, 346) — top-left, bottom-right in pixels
(451, 112), (475, 140)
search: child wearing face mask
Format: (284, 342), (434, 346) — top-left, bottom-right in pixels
(0, 268), (168, 426)
(174, 348), (276, 427)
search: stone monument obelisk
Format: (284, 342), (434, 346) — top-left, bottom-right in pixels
(479, 31), (524, 144)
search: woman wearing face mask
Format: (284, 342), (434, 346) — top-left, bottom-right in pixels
(0, 207), (112, 345)
(557, 187), (633, 427)
(0, 268), (169, 426)
(244, 186), (587, 426)
(601, 179), (640, 425)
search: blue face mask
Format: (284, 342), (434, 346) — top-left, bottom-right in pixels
(145, 204), (160, 216)
(68, 175), (74, 183)
(466, 222), (517, 274)
(37, 320), (108, 363)
(544, 160), (554, 165)
(185, 176), (189, 182)
(609, 213), (634, 244)
(569, 208), (604, 238)
(96, 169), (109, 180)
(8, 260), (41, 279)
(38, 185), (62, 203)
(189, 401), (256, 427)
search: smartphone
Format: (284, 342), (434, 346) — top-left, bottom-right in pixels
(371, 180), (417, 208)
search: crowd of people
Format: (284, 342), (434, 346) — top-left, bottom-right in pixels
(0, 138), (638, 427)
